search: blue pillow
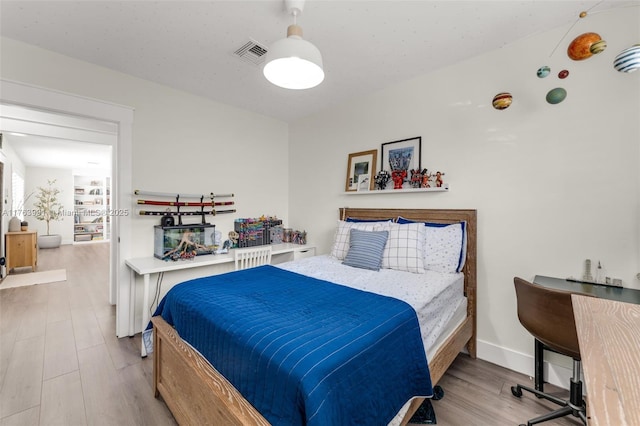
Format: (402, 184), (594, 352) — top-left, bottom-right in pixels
(345, 217), (393, 223)
(342, 228), (389, 271)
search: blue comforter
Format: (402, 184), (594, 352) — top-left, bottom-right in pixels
(153, 265), (432, 425)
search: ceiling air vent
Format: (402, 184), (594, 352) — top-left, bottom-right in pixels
(233, 39), (268, 66)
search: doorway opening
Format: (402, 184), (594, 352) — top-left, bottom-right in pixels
(0, 80), (133, 338)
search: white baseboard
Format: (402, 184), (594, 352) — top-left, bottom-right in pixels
(476, 339), (572, 390)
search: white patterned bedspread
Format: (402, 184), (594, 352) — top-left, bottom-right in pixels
(276, 255), (466, 355)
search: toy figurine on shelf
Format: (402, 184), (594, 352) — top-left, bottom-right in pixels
(391, 169), (406, 189)
(410, 169), (423, 188)
(374, 170), (391, 190)
(435, 171), (445, 188)
(421, 169), (432, 188)
(228, 230), (239, 248)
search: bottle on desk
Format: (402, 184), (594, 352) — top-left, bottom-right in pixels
(595, 261), (606, 284)
(583, 259), (593, 282)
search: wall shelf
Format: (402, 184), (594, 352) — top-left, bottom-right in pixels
(345, 185), (449, 195)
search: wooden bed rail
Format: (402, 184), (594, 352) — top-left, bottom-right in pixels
(151, 316), (269, 425)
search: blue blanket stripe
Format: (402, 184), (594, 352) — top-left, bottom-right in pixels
(154, 265), (432, 425)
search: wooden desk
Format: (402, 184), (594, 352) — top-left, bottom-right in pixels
(532, 275), (640, 392)
(126, 243), (316, 356)
(572, 295), (640, 426)
(5, 231), (38, 273)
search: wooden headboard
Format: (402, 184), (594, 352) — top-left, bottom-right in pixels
(339, 207), (477, 359)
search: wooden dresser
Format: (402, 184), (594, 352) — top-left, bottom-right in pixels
(5, 231), (38, 273)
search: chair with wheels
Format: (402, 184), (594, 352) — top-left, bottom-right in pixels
(511, 277), (590, 426)
(234, 245), (272, 270)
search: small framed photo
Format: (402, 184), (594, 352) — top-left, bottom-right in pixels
(381, 136), (421, 173)
(345, 149), (377, 192)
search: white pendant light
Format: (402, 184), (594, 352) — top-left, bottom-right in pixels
(263, 0), (324, 90)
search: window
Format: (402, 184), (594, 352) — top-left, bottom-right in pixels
(12, 172), (25, 220)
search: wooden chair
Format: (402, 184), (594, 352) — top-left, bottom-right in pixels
(234, 246), (272, 270)
(511, 277), (590, 426)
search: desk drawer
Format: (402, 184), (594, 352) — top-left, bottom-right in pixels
(294, 248), (315, 260)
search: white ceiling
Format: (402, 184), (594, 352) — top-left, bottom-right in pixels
(5, 133), (112, 172)
(1, 0), (634, 124)
(0, 104), (114, 171)
(0, 1), (635, 170)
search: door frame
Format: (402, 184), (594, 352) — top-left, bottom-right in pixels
(0, 79), (134, 338)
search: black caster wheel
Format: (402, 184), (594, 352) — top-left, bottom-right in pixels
(511, 385), (522, 397)
(432, 385), (444, 400)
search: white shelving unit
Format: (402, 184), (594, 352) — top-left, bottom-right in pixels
(345, 185), (449, 195)
(74, 176), (110, 242)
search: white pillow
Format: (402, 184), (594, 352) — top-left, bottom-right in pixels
(381, 222), (426, 274)
(330, 220), (390, 260)
(424, 223), (465, 273)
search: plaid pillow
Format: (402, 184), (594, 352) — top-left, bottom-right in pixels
(330, 220), (390, 260)
(381, 222), (426, 273)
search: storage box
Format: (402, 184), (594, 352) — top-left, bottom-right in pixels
(154, 224), (216, 260)
(234, 218), (283, 248)
(270, 225), (283, 244)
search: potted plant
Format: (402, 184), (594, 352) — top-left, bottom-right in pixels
(34, 179), (64, 249)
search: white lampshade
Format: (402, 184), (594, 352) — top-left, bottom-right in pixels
(263, 25), (324, 90)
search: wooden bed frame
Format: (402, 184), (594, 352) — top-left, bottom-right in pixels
(151, 208), (477, 425)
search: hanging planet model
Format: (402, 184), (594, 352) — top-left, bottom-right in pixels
(590, 40), (607, 55)
(546, 88), (567, 104)
(613, 44), (640, 73)
(537, 66), (551, 78)
(558, 69), (569, 79)
(492, 92), (513, 110)
(567, 32), (602, 60)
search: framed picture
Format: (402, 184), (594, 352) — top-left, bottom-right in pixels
(345, 149), (377, 192)
(381, 136), (421, 173)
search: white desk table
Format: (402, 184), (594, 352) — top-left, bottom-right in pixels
(126, 243), (315, 356)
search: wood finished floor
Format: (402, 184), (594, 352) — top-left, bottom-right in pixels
(0, 243), (582, 426)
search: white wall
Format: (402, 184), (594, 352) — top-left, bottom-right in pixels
(0, 135), (27, 271)
(0, 36), (289, 331)
(0, 37), (290, 251)
(0, 134), (26, 221)
(288, 8), (640, 381)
